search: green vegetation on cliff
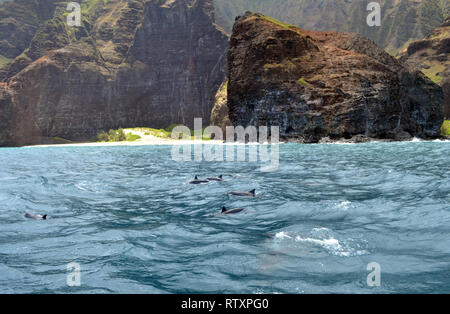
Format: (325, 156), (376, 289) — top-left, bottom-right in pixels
(214, 0), (447, 53)
(97, 129), (127, 142)
(0, 55), (11, 67)
(95, 126), (212, 142)
(257, 13), (303, 36)
(296, 77), (308, 86)
(0, 0), (59, 60)
(97, 128), (142, 142)
(442, 121), (450, 136)
(424, 62), (446, 84)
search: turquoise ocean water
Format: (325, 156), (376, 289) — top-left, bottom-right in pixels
(0, 141), (449, 293)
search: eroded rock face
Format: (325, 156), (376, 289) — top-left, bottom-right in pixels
(0, 0), (228, 146)
(226, 12), (444, 143)
(400, 17), (450, 118)
(444, 74), (450, 118)
(0, 0), (59, 59)
(0, 83), (12, 145)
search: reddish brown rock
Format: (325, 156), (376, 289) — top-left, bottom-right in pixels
(226, 13), (444, 143)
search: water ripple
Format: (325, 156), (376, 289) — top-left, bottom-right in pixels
(0, 142), (449, 293)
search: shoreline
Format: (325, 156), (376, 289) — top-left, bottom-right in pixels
(21, 136), (450, 149)
(25, 139), (225, 148)
(7, 125), (450, 148)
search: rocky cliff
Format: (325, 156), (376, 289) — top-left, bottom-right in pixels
(220, 12), (443, 143)
(0, 0), (228, 146)
(444, 74), (450, 119)
(210, 80), (230, 135)
(400, 17), (450, 118)
(214, 0), (449, 55)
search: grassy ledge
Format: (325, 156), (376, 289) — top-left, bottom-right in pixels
(441, 120), (450, 137)
(256, 13), (303, 36)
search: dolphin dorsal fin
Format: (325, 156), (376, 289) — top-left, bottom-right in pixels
(42, 215), (47, 220)
(250, 189), (256, 195)
(222, 206), (227, 213)
(219, 175), (223, 179)
(194, 176), (198, 179)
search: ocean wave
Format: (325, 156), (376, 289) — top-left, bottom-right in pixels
(274, 230), (368, 257)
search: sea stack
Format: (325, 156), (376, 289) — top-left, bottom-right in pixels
(221, 12), (444, 143)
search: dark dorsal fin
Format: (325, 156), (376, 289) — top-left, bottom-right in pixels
(194, 176), (198, 180)
(250, 189), (256, 195)
(42, 215), (47, 220)
(221, 206), (227, 213)
(219, 175), (223, 179)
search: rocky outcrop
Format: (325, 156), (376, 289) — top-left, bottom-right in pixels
(226, 12), (444, 143)
(0, 0), (228, 146)
(400, 17), (450, 118)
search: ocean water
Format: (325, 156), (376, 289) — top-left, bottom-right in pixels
(0, 141), (449, 294)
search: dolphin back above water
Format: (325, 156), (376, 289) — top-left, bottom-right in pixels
(25, 212), (47, 220)
(207, 175), (224, 182)
(189, 175), (209, 184)
(227, 189), (256, 197)
(221, 206), (245, 215)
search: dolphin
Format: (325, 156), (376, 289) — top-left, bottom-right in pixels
(207, 175), (224, 182)
(220, 206), (245, 215)
(25, 212), (47, 220)
(227, 189), (256, 197)
(189, 175), (209, 184)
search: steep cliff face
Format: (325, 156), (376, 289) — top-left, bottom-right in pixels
(125, 0), (228, 127)
(444, 74), (450, 118)
(0, 0), (59, 60)
(0, 0), (228, 146)
(400, 17), (450, 118)
(226, 13), (444, 143)
(214, 0), (448, 54)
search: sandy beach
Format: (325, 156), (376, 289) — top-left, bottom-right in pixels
(26, 129), (225, 148)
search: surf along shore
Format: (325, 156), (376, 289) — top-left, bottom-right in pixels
(24, 121), (450, 148)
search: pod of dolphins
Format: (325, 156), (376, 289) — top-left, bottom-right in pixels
(24, 174), (257, 220)
(189, 175), (256, 216)
(189, 175), (224, 184)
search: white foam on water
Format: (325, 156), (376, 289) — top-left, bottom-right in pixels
(432, 139), (450, 143)
(273, 229), (368, 257)
(294, 236), (350, 256)
(274, 231), (292, 239)
(75, 181), (89, 191)
(336, 201), (351, 210)
(327, 141), (356, 145)
(75, 181), (102, 193)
